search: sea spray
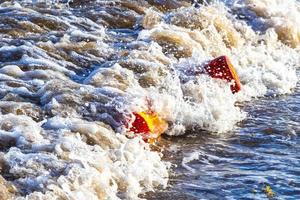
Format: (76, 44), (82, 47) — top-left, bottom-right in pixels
(0, 0), (300, 199)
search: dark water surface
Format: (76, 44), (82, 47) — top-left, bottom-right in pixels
(148, 74), (300, 200)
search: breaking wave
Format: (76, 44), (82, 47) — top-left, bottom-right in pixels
(0, 0), (299, 199)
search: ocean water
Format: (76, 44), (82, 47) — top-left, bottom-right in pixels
(146, 74), (300, 199)
(0, 0), (299, 199)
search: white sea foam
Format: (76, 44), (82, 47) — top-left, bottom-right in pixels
(0, 115), (169, 199)
(245, 0), (300, 47)
(0, 0), (300, 199)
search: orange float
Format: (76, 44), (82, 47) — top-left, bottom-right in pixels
(127, 111), (168, 143)
(205, 56), (241, 93)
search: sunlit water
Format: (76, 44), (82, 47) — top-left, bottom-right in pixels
(0, 0), (300, 199)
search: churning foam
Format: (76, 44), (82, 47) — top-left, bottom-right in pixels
(0, 0), (300, 199)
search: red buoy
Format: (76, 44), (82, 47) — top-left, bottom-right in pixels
(126, 112), (168, 143)
(129, 112), (150, 134)
(205, 56), (241, 93)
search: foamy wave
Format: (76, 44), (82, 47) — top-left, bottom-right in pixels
(245, 0), (300, 47)
(0, 115), (168, 199)
(0, 0), (300, 199)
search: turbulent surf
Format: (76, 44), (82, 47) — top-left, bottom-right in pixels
(0, 0), (299, 199)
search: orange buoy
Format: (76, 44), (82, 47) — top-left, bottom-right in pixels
(127, 112), (168, 143)
(205, 56), (241, 93)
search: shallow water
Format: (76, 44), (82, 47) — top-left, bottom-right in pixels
(148, 74), (300, 199)
(0, 0), (300, 199)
